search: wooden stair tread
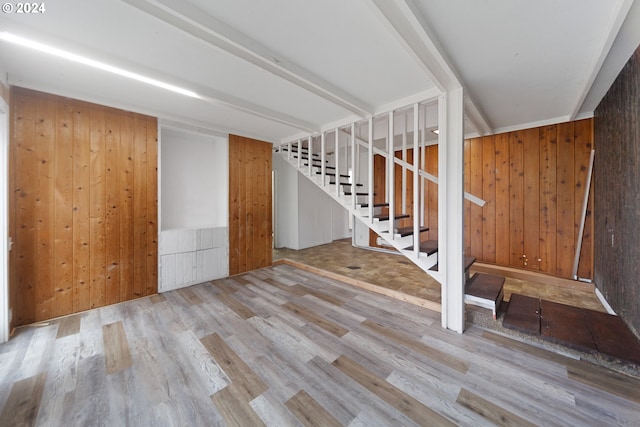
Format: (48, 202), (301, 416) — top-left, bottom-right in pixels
(359, 203), (389, 208)
(429, 256), (476, 272)
(330, 182), (363, 187)
(503, 294), (540, 334)
(374, 213), (410, 221)
(344, 192), (375, 196)
(465, 273), (504, 301)
(394, 226), (429, 237)
(406, 240), (439, 256)
(304, 163), (335, 170)
(316, 172), (350, 178)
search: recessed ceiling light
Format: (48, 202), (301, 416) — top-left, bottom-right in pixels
(0, 31), (201, 99)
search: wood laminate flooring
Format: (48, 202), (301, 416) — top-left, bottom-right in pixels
(1, 264), (638, 426)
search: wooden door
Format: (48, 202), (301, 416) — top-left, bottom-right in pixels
(228, 134), (272, 274)
(9, 88), (158, 327)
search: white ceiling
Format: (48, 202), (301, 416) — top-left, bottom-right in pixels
(1, 0), (639, 143)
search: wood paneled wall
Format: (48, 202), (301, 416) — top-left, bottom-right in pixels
(464, 119), (594, 279)
(366, 120), (594, 280)
(594, 45), (640, 337)
(228, 134), (272, 275)
(9, 88), (157, 326)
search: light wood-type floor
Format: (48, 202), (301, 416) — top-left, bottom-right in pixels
(274, 239), (606, 312)
(1, 264), (638, 426)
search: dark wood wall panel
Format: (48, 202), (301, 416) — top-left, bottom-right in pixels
(228, 134), (272, 275)
(9, 88), (157, 327)
(594, 45), (640, 337)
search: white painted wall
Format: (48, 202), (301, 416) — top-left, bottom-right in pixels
(273, 154), (299, 249)
(160, 127), (228, 230)
(273, 154), (351, 250)
(159, 126), (229, 291)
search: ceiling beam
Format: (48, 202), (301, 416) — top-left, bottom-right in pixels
(123, 0), (373, 118)
(367, 0), (493, 135)
(569, 0), (634, 120)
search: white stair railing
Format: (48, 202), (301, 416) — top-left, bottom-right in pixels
(274, 100), (486, 281)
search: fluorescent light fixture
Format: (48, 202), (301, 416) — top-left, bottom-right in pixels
(0, 32), (201, 99)
(432, 129), (439, 135)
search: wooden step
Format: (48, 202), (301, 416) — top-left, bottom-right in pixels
(503, 294), (540, 334)
(304, 163), (335, 170)
(374, 213), (410, 221)
(316, 171), (350, 178)
(465, 273), (505, 320)
(344, 191), (375, 196)
(394, 226), (429, 237)
(429, 256), (476, 272)
(330, 182), (363, 187)
(284, 148), (319, 157)
(358, 203), (389, 208)
(407, 240), (438, 256)
(294, 155), (323, 161)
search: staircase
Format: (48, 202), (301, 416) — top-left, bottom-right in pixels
(275, 130), (505, 319)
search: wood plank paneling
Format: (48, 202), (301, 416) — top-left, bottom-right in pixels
(523, 128), (540, 270)
(508, 131), (524, 267)
(556, 122), (575, 277)
(494, 133), (510, 266)
(469, 138), (483, 259)
(482, 136), (496, 263)
(228, 134), (272, 275)
(9, 87), (158, 327)
(539, 126), (558, 276)
(461, 121), (594, 279)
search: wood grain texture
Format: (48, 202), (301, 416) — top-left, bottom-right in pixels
(456, 388), (537, 427)
(1, 265), (638, 426)
(285, 390), (343, 427)
(332, 355), (456, 427)
(460, 121), (594, 279)
(9, 88), (158, 327)
(228, 134), (272, 275)
(102, 321), (132, 374)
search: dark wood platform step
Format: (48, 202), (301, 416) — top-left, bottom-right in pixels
(503, 294), (640, 363)
(374, 213), (410, 221)
(394, 226), (429, 237)
(316, 171), (350, 178)
(465, 273), (505, 319)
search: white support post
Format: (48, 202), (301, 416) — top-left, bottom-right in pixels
(351, 123), (357, 212)
(402, 111), (407, 215)
(368, 117), (374, 223)
(296, 138), (301, 168)
(438, 87), (465, 333)
(420, 105), (426, 226)
(321, 132), (326, 186)
(287, 140), (292, 161)
(412, 103), (420, 259)
(308, 136), (313, 177)
(388, 111), (395, 236)
(335, 128), (340, 196)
